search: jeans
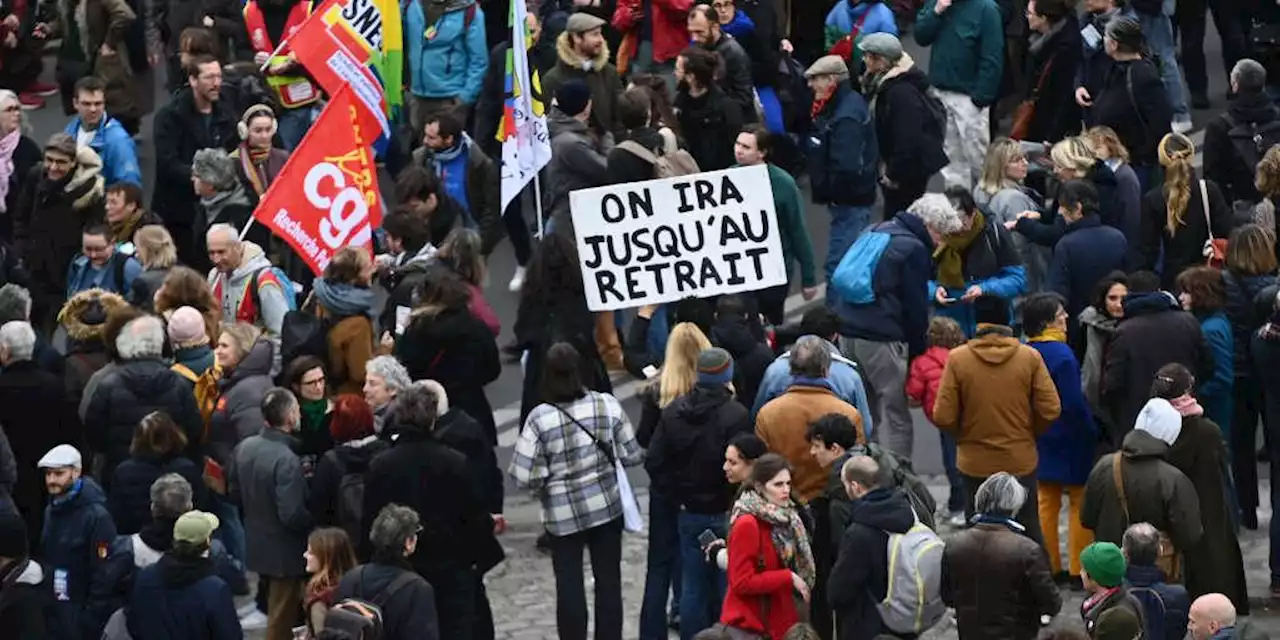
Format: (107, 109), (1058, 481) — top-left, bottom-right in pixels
(276, 106), (317, 151)
(639, 492), (682, 640)
(211, 496), (246, 565)
(647, 305), (670, 362)
(938, 432), (966, 513)
(1176, 0), (1247, 99)
(1137, 11), (1191, 119)
(963, 472), (1045, 547)
(676, 511), (728, 640)
(825, 205), (872, 295)
(551, 518), (624, 640)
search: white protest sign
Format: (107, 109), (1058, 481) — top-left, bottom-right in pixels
(569, 164), (787, 311)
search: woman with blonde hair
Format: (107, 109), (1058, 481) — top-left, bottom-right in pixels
(1083, 126), (1142, 262)
(129, 224), (177, 311)
(302, 527), (358, 636)
(976, 138), (1048, 293)
(1138, 133), (1233, 290)
(1010, 136), (1131, 256)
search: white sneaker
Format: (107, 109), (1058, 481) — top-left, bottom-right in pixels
(1171, 118), (1193, 134)
(947, 511), (967, 528)
(508, 265), (527, 292)
(239, 610), (268, 630)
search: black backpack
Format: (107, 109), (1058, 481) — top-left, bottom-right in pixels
(278, 293), (349, 373)
(336, 467), (366, 545)
(1222, 112), (1280, 178)
(324, 568), (420, 640)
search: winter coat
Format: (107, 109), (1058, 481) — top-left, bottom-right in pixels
(395, 306), (501, 444)
(824, 0), (897, 50)
(906, 346), (949, 423)
(807, 81), (878, 207)
(720, 513), (801, 639)
(707, 34), (757, 123)
(48, 0), (138, 121)
(1195, 312), (1234, 430)
(1080, 306), (1119, 417)
(1203, 92), (1280, 206)
(709, 317), (775, 411)
(0, 558), (50, 640)
(1015, 161), (1134, 259)
(1047, 214), (1128, 327)
(1125, 564), (1189, 640)
(404, 0), (487, 102)
(540, 33), (622, 137)
(1166, 414), (1248, 611)
(208, 243), (289, 360)
(1081, 429), (1204, 551)
(605, 127), (662, 185)
(914, 0), (1005, 105)
(611, 0), (694, 63)
(1102, 292), (1213, 440)
(150, 87), (237, 227)
(1075, 8), (1136, 100)
(760, 162), (818, 287)
(107, 454), (206, 535)
(1022, 16), (1083, 143)
(84, 358), (203, 483)
(12, 153), (105, 298)
(1139, 179), (1233, 291)
(1030, 340), (1096, 485)
(333, 562), (439, 640)
(977, 186), (1049, 293)
(61, 116), (141, 186)
(377, 242), (436, 335)
(206, 341), (273, 466)
(932, 218), (1027, 337)
(677, 85), (745, 172)
(228, 427), (312, 577)
(434, 408), (506, 520)
(752, 342), (875, 434)
(41, 477), (118, 640)
(156, 0), (244, 57)
(323, 313), (376, 398)
(65, 251), (141, 299)
(171, 345), (215, 379)
(757, 382), (865, 501)
(127, 553), (241, 640)
(832, 212), (934, 357)
(1087, 57), (1172, 167)
(410, 141), (503, 255)
(1221, 270), (1274, 380)
(103, 515), (247, 603)
(814, 487), (908, 639)
(1082, 586), (1147, 640)
(933, 325), (1062, 477)
(544, 110), (609, 223)
(647, 385), (753, 513)
(128, 266), (170, 311)
(1111, 161), (1145, 268)
(0, 135), (40, 231)
(308, 435), (388, 530)
(868, 54), (948, 186)
(942, 520), (1062, 640)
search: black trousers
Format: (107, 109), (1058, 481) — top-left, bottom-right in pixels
(1231, 377), (1264, 514)
(1177, 0), (1249, 96)
(550, 518), (624, 640)
(881, 177), (930, 221)
(962, 472), (1045, 547)
(423, 565), (478, 640)
(503, 197), (533, 267)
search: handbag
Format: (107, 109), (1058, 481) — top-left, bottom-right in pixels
(1010, 57), (1053, 140)
(553, 404), (644, 533)
(1200, 179), (1228, 268)
(1112, 452), (1181, 582)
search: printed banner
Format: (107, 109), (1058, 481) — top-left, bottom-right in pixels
(252, 87), (380, 276)
(289, 2), (390, 140)
(499, 0), (551, 212)
(569, 165), (787, 311)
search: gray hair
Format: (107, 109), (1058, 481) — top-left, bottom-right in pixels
(907, 193), (965, 236)
(414, 379), (449, 414)
(973, 472), (1027, 517)
(1231, 59), (1268, 94)
(191, 148), (239, 191)
(0, 284), (32, 323)
(0, 91), (30, 135)
(206, 223), (240, 245)
(369, 504), (420, 555)
(0, 321), (35, 362)
(116, 316), (166, 360)
(366, 355), (411, 393)
(1121, 522), (1162, 566)
(790, 335), (832, 378)
(150, 473), (194, 519)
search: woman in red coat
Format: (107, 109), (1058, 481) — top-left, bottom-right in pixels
(719, 453), (817, 638)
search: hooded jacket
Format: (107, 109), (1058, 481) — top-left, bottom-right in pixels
(404, 0), (487, 102)
(757, 381), (866, 501)
(84, 358), (204, 482)
(709, 317), (775, 410)
(541, 33), (624, 136)
(377, 241), (437, 334)
(1203, 91), (1280, 206)
(942, 519), (1062, 640)
(127, 553), (240, 640)
(867, 53), (948, 186)
(905, 345), (948, 423)
(0, 558), (49, 640)
(646, 385), (753, 513)
(914, 0), (1005, 105)
(207, 338), (274, 465)
(102, 516), (246, 604)
(42, 477), (118, 640)
(1082, 429), (1203, 551)
(807, 81), (878, 207)
(107, 453), (206, 535)
(545, 109), (609, 222)
(62, 115), (141, 186)
(827, 487), (915, 640)
(312, 279), (377, 396)
(208, 242), (289, 370)
(752, 340), (875, 434)
(933, 324), (1062, 477)
(1125, 564), (1189, 640)
(13, 149), (106, 293)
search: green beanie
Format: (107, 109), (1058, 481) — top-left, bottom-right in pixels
(1080, 542), (1127, 588)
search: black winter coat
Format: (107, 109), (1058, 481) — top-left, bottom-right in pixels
(42, 477), (118, 640)
(676, 86), (745, 172)
(394, 306), (501, 444)
(334, 562), (439, 640)
(871, 61), (948, 185)
(709, 317), (775, 412)
(942, 520), (1062, 640)
(84, 359), (203, 484)
(709, 34), (757, 124)
(0, 558), (49, 640)
(1202, 92), (1280, 206)
(1087, 58), (1172, 167)
(1, 136), (40, 238)
(308, 437), (389, 532)
(107, 454), (207, 535)
(127, 553), (240, 640)
(827, 488), (915, 640)
(1222, 270), (1275, 380)
(12, 165), (105, 298)
(1138, 178), (1233, 291)
(646, 386), (752, 513)
(150, 88), (237, 227)
(605, 128), (663, 185)
(434, 408), (505, 517)
(1023, 16), (1083, 144)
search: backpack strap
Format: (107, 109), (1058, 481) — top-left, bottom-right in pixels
(1111, 452), (1130, 526)
(616, 139), (659, 166)
(171, 363), (198, 383)
(372, 570), (421, 609)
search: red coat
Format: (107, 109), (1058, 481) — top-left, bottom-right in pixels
(611, 0), (694, 64)
(720, 514), (799, 639)
(906, 346), (950, 423)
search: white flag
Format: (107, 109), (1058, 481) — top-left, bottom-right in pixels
(498, 0), (552, 213)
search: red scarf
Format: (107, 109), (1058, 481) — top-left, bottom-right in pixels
(811, 88), (834, 121)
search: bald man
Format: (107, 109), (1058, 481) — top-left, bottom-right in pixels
(1188, 594), (1236, 639)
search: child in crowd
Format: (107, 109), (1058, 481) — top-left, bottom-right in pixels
(906, 316), (967, 526)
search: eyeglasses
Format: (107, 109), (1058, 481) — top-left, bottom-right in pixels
(301, 376), (326, 386)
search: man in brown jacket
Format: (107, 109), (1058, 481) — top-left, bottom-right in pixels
(933, 295), (1061, 543)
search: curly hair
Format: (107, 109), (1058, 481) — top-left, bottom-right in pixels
(1256, 145), (1280, 199)
(1158, 133), (1197, 235)
(926, 316), (966, 349)
(155, 266), (221, 343)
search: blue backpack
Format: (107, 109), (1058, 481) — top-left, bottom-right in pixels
(249, 266), (299, 313)
(831, 228), (892, 304)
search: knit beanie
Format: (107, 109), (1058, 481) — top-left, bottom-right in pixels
(167, 306), (209, 349)
(1133, 397), (1182, 445)
(1080, 542), (1127, 588)
(191, 148), (238, 191)
(555, 80), (592, 118)
(696, 347), (734, 387)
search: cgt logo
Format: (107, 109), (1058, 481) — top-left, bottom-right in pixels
(304, 157), (375, 250)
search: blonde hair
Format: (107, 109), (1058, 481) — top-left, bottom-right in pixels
(1256, 145), (1280, 198)
(657, 322), (712, 408)
(133, 225), (177, 269)
(1083, 126), (1130, 164)
(1050, 137), (1096, 179)
(977, 138), (1023, 196)
(1158, 133), (1196, 235)
(218, 322), (261, 362)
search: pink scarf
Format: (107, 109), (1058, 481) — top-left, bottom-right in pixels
(1169, 393), (1204, 417)
(0, 128), (19, 214)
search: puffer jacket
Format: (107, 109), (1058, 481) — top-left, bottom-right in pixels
(1081, 429), (1204, 550)
(646, 385), (753, 513)
(206, 339), (274, 465)
(906, 346), (949, 423)
(942, 519), (1062, 640)
(83, 358), (203, 483)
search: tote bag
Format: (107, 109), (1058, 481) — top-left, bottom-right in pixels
(554, 404), (644, 533)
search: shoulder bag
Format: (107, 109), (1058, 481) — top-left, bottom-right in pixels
(1010, 57), (1053, 140)
(1112, 452), (1182, 582)
(553, 403), (644, 532)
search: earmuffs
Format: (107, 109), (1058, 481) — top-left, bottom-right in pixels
(237, 104), (279, 140)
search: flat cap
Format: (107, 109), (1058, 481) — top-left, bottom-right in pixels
(805, 55), (850, 79)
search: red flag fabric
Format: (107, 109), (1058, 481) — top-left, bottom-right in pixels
(252, 86), (381, 276)
(288, 2), (389, 139)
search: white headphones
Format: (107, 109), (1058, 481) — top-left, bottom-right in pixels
(237, 104), (279, 140)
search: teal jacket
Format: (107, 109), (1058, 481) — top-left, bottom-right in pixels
(913, 0), (1005, 106)
(761, 163), (817, 288)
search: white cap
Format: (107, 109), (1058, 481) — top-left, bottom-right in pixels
(37, 445), (82, 470)
(1133, 398), (1183, 446)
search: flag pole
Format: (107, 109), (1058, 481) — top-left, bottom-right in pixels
(533, 173), (544, 240)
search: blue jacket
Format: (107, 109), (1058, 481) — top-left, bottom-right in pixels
(62, 116), (142, 187)
(834, 212), (935, 358)
(1126, 564), (1189, 640)
(932, 219), (1026, 337)
(824, 0), (898, 49)
(41, 477), (119, 640)
(752, 340), (875, 438)
(127, 554), (241, 640)
(405, 1), (488, 103)
(1030, 340), (1096, 485)
(65, 252), (141, 300)
(107, 455), (206, 535)
(1196, 311), (1233, 431)
(1047, 214), (1128, 323)
(914, 0), (1005, 105)
(807, 82), (879, 207)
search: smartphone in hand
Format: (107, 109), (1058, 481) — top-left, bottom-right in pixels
(697, 529), (719, 549)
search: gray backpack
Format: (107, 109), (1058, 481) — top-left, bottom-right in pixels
(615, 139), (700, 179)
(875, 511), (946, 634)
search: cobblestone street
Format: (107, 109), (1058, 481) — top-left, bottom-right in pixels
(486, 479), (1280, 639)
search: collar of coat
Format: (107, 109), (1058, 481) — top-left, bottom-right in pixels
(556, 31), (610, 73)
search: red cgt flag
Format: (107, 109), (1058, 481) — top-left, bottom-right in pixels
(252, 86), (381, 277)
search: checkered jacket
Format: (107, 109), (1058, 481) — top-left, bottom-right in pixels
(509, 391), (642, 536)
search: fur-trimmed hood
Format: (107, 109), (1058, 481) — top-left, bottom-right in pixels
(66, 146), (106, 210)
(555, 31), (610, 73)
(58, 288), (129, 342)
